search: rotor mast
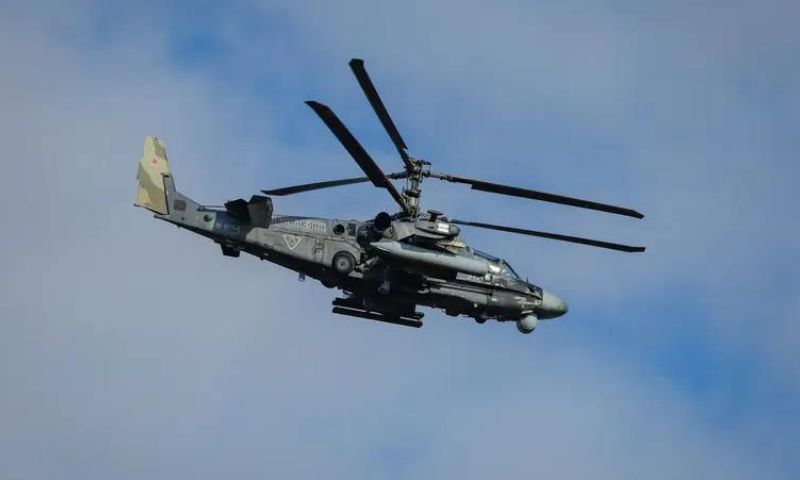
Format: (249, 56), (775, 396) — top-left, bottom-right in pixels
(400, 155), (430, 217)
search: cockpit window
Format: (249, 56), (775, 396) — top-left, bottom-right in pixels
(504, 262), (521, 279)
(473, 249), (521, 279)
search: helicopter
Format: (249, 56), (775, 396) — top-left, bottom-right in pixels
(134, 58), (644, 334)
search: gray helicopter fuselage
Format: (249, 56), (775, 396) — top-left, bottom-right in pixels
(136, 57), (644, 334)
(156, 178), (567, 324)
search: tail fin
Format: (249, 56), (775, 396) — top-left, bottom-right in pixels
(135, 136), (171, 214)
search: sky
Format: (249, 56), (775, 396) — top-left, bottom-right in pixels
(0, 0), (798, 478)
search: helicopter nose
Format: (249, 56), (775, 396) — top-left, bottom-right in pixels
(540, 290), (569, 319)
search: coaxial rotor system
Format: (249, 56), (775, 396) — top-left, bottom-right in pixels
(263, 58), (644, 253)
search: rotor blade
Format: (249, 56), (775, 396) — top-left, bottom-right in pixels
(263, 176), (369, 195)
(349, 58), (413, 169)
(433, 173), (644, 219)
(305, 100), (409, 212)
(451, 219), (646, 253)
(262, 172), (407, 196)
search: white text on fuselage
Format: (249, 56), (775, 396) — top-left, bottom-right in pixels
(280, 219), (327, 233)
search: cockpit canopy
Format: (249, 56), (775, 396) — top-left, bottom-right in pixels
(472, 248), (522, 279)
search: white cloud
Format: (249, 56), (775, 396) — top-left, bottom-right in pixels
(0, 1), (797, 479)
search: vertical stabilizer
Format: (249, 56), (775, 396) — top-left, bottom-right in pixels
(135, 136), (172, 214)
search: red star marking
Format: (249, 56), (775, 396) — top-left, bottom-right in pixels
(150, 157), (159, 167)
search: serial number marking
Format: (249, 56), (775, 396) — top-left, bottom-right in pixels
(280, 219), (327, 233)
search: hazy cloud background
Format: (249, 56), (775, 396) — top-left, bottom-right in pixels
(1, 0), (798, 478)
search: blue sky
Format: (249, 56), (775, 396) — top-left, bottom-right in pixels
(1, 1), (799, 478)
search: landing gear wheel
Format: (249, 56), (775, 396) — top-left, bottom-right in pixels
(332, 251), (356, 275)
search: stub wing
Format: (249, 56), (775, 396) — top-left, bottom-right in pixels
(331, 297), (423, 328)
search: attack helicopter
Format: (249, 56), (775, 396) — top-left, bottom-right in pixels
(135, 58), (644, 334)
